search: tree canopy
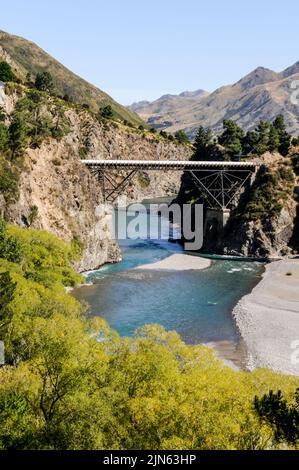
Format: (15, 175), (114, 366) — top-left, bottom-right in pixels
(174, 129), (189, 144)
(99, 105), (114, 120)
(0, 61), (16, 83)
(35, 72), (55, 94)
(0, 220), (298, 450)
(193, 115), (293, 161)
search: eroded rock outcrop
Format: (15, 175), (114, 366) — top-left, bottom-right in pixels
(219, 154), (298, 258)
(177, 151), (299, 259)
(1, 88), (192, 271)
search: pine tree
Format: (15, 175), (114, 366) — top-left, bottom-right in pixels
(218, 120), (244, 159)
(193, 126), (213, 160)
(272, 115), (291, 156)
(0, 61), (16, 82)
(9, 113), (27, 158)
(255, 121), (270, 155)
(35, 72), (55, 94)
(268, 125), (280, 152)
(243, 130), (259, 154)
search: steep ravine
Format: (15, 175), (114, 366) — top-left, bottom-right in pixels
(1, 89), (192, 271)
(73, 110), (193, 201)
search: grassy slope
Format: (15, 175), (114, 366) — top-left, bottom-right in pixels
(0, 30), (143, 126)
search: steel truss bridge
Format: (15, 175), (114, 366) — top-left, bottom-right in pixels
(81, 159), (257, 209)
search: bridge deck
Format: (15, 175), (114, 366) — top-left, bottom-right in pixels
(81, 159), (257, 171)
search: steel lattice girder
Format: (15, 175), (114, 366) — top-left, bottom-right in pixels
(92, 169), (138, 203)
(189, 169), (254, 209)
(89, 164), (255, 208)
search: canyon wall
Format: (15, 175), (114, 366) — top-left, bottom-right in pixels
(0, 88), (192, 271)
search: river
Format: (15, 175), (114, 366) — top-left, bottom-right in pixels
(73, 201), (264, 367)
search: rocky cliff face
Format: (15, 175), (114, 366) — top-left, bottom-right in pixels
(0, 87), (192, 271)
(212, 154), (298, 258)
(3, 138), (121, 272)
(74, 111), (192, 201)
(177, 151), (298, 259)
(221, 198), (297, 258)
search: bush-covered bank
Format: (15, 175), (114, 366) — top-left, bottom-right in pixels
(0, 221), (298, 450)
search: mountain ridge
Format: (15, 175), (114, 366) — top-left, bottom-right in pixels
(129, 63), (299, 137)
(0, 30), (143, 126)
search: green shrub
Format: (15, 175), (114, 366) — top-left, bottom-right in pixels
(138, 172), (150, 188)
(0, 61), (16, 82)
(239, 163), (295, 221)
(175, 129), (189, 143)
(0, 220), (298, 449)
(99, 105), (114, 120)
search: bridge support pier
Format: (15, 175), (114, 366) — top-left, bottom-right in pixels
(204, 208), (231, 244)
(205, 208), (231, 230)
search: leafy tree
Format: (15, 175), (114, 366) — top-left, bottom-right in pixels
(0, 271), (17, 312)
(35, 72), (55, 94)
(100, 105), (114, 120)
(174, 129), (189, 143)
(0, 221), (299, 450)
(0, 61), (16, 82)
(0, 161), (19, 201)
(254, 389), (299, 445)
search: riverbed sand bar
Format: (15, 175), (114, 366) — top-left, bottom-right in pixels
(135, 253), (211, 271)
(233, 259), (299, 376)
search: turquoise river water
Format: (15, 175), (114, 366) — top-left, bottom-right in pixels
(73, 204), (264, 351)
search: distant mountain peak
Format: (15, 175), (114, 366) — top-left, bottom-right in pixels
(127, 89), (209, 122)
(234, 66), (279, 89)
(179, 89), (207, 98)
(129, 61), (299, 139)
(281, 60), (299, 78)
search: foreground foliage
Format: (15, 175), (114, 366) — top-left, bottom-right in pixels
(0, 221), (298, 450)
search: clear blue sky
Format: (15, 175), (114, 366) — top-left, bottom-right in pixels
(1, 0), (299, 104)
